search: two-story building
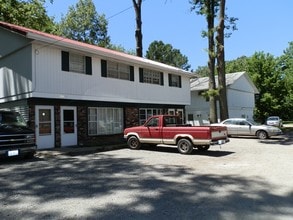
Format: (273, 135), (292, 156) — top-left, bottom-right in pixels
(0, 21), (193, 149)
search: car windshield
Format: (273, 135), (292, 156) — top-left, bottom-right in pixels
(268, 117), (278, 121)
(0, 112), (27, 127)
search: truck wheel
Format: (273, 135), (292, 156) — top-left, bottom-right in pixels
(197, 145), (210, 151)
(177, 139), (193, 154)
(257, 130), (268, 139)
(127, 136), (141, 150)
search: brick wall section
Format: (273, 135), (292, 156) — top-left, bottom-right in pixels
(55, 106), (61, 147)
(28, 105), (35, 131)
(125, 107), (139, 128)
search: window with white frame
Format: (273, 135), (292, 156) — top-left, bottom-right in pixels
(69, 53), (85, 73)
(88, 107), (123, 135)
(168, 74), (181, 88)
(61, 51), (92, 75)
(139, 108), (163, 125)
(107, 61), (131, 80)
(101, 59), (134, 81)
(139, 68), (164, 85)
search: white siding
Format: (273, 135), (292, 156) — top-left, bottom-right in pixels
(186, 74), (257, 123)
(32, 44), (190, 105)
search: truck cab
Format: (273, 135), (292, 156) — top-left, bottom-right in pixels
(0, 110), (36, 159)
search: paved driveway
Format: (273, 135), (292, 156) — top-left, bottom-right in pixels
(0, 135), (292, 220)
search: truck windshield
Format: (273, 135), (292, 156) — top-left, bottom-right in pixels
(0, 112), (27, 127)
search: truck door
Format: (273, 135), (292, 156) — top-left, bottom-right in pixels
(140, 117), (162, 143)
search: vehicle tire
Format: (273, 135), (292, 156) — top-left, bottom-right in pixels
(177, 138), (193, 154)
(257, 130), (268, 139)
(127, 136), (141, 150)
(197, 145), (210, 151)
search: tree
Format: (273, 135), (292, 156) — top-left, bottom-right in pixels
(59, 0), (110, 47)
(276, 42), (293, 120)
(0, 0), (57, 33)
(146, 40), (191, 70)
(191, 0), (237, 122)
(216, 0), (228, 121)
(190, 0), (218, 123)
(247, 52), (288, 122)
(132, 0), (143, 57)
(225, 56), (249, 73)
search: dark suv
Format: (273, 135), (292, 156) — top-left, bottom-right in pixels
(0, 110), (36, 159)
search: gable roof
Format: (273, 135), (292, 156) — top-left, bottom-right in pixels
(0, 21), (193, 77)
(190, 71), (259, 93)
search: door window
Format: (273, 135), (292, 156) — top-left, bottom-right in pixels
(63, 109), (75, 133)
(39, 109), (51, 135)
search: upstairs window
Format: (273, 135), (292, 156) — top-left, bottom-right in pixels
(139, 68), (164, 85)
(168, 74), (182, 88)
(62, 51), (92, 75)
(101, 59), (134, 81)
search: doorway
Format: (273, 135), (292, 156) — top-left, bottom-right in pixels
(61, 106), (77, 147)
(35, 105), (55, 149)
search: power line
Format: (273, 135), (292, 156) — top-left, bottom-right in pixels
(106, 0), (147, 21)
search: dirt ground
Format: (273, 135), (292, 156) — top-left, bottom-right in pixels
(0, 132), (292, 219)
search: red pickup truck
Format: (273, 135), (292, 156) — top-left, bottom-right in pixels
(124, 115), (229, 154)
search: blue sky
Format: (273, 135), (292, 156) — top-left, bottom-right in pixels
(45, 0), (293, 70)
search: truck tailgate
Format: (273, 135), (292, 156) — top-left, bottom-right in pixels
(210, 126), (227, 140)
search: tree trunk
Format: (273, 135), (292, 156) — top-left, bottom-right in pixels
(216, 0), (229, 121)
(207, 0), (217, 123)
(132, 0), (143, 57)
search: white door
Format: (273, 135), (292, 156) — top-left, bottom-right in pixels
(61, 106), (77, 147)
(35, 105), (55, 149)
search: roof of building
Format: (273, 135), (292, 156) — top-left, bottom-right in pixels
(0, 21), (193, 77)
(190, 71), (259, 93)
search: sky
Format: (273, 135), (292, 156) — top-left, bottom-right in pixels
(45, 0), (293, 70)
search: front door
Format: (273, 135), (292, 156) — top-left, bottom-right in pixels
(61, 106), (77, 147)
(35, 105), (55, 149)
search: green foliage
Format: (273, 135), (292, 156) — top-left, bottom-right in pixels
(146, 40), (191, 70)
(225, 56), (249, 73)
(58, 0), (110, 47)
(0, 0), (57, 33)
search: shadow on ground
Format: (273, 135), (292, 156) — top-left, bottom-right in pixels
(0, 151), (292, 219)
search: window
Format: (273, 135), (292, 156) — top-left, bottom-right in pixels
(146, 117), (159, 127)
(88, 107), (123, 135)
(168, 74), (181, 88)
(101, 59), (134, 81)
(139, 68), (164, 85)
(62, 51), (92, 75)
(187, 114), (194, 121)
(139, 108), (163, 125)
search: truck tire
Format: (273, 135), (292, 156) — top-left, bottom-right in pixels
(177, 138), (193, 154)
(197, 145), (210, 151)
(127, 136), (141, 150)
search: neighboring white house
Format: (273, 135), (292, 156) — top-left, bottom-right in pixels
(186, 72), (259, 125)
(0, 21), (193, 149)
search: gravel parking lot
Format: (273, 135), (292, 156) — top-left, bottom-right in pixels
(0, 133), (292, 220)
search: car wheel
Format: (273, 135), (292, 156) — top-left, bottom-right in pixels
(257, 130), (268, 139)
(197, 145), (210, 151)
(127, 136), (141, 150)
(177, 139), (193, 154)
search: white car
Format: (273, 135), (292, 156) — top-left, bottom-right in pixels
(266, 116), (283, 127)
(214, 118), (283, 139)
